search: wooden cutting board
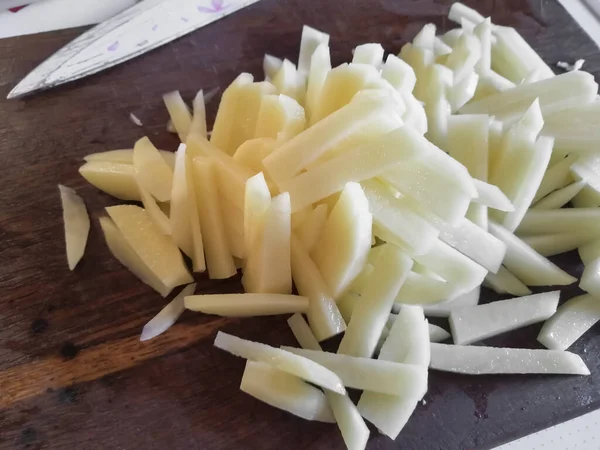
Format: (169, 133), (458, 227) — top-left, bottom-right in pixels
(1, 0), (599, 448)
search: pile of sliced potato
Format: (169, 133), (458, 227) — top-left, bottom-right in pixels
(60, 3), (600, 448)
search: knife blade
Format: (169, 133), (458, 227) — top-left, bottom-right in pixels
(7, 0), (261, 99)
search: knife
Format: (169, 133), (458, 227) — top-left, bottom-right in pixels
(7, 0), (261, 99)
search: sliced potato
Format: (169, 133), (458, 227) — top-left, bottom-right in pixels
(272, 59), (304, 104)
(184, 293), (308, 316)
(297, 25), (330, 77)
(263, 54), (283, 80)
(325, 391), (370, 450)
(287, 313), (322, 351)
(140, 283), (196, 341)
(244, 172), (271, 256)
(133, 137), (174, 202)
(296, 204), (328, 253)
(305, 43), (332, 124)
(233, 138), (278, 175)
(58, 185), (90, 270)
(352, 43), (384, 66)
(522, 232), (593, 257)
(255, 94), (305, 142)
(381, 54), (417, 94)
(79, 160), (140, 201)
(420, 287), (480, 318)
(163, 90), (192, 142)
(189, 89), (207, 138)
(483, 265), (532, 297)
(84, 149), (175, 169)
(138, 183), (171, 236)
(241, 361), (335, 423)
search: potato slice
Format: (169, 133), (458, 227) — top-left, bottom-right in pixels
(381, 54), (417, 94)
(522, 232), (593, 257)
(420, 287), (480, 318)
(189, 89), (207, 138)
(272, 59), (304, 104)
(140, 283), (196, 341)
(282, 347), (428, 398)
(338, 244), (413, 358)
(79, 160), (140, 201)
(106, 205), (192, 290)
(255, 94), (305, 141)
(305, 43), (331, 124)
(488, 222), (576, 286)
(58, 185), (90, 270)
(538, 294), (600, 350)
(430, 343), (589, 375)
(263, 54), (283, 80)
(325, 391), (370, 450)
(449, 291), (560, 345)
(444, 33), (481, 85)
(263, 93), (394, 186)
(399, 43), (435, 100)
(244, 172), (271, 256)
(533, 154), (577, 203)
(99, 217), (170, 297)
(412, 23), (436, 51)
(579, 239), (600, 265)
(241, 361), (334, 423)
(191, 157), (236, 279)
(287, 313), (322, 351)
(243, 192), (292, 294)
(220, 198), (245, 260)
(138, 184), (171, 236)
(518, 208), (600, 236)
(460, 71), (597, 118)
(296, 204), (328, 253)
(84, 149), (175, 169)
(312, 182), (372, 298)
(233, 138), (278, 174)
(297, 25), (329, 77)
(472, 179), (514, 212)
(290, 234), (346, 341)
(580, 257), (600, 297)
(352, 43), (384, 66)
(133, 137), (174, 202)
(483, 266), (532, 297)
(394, 272), (457, 306)
(362, 180), (440, 256)
(184, 293), (308, 316)
(446, 114), (489, 185)
(214, 332), (345, 394)
(163, 90), (192, 142)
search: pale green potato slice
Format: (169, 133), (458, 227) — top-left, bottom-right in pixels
(449, 291), (560, 345)
(579, 239), (600, 265)
(533, 154), (577, 203)
(263, 54), (283, 80)
(99, 217), (170, 297)
(58, 185), (90, 270)
(489, 222), (576, 286)
(297, 25), (329, 77)
(518, 208), (600, 236)
(163, 90), (192, 142)
(472, 179), (514, 212)
(243, 172), (271, 257)
(324, 391), (369, 450)
(532, 181), (586, 210)
(483, 266), (531, 297)
(538, 294), (600, 350)
(395, 272), (457, 306)
(290, 234), (346, 341)
(420, 287), (480, 318)
(522, 232), (593, 257)
(430, 343), (589, 375)
(281, 347), (427, 398)
(243, 193), (292, 294)
(381, 54), (417, 93)
(191, 158), (236, 279)
(79, 160), (140, 201)
(287, 313), (322, 351)
(263, 93), (395, 186)
(184, 293), (308, 316)
(312, 183), (372, 299)
(580, 257), (600, 297)
(241, 361), (334, 423)
(338, 244), (413, 358)
(352, 43), (384, 66)
(133, 137), (174, 202)
(214, 332), (345, 394)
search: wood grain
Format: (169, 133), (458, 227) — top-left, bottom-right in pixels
(0, 0), (599, 449)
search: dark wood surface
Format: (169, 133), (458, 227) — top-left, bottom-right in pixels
(1, 0), (599, 449)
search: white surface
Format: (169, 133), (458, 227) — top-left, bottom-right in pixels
(497, 408), (600, 449)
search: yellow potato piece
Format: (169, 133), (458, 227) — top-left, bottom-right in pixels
(243, 192), (292, 294)
(106, 205), (193, 290)
(272, 59), (304, 104)
(99, 217), (171, 297)
(163, 90), (192, 142)
(233, 138), (278, 174)
(133, 137), (174, 202)
(189, 89), (207, 138)
(297, 25), (329, 77)
(312, 182), (373, 298)
(79, 160), (140, 201)
(244, 172), (271, 257)
(191, 157), (237, 279)
(220, 198), (246, 260)
(58, 185), (90, 270)
(311, 63), (381, 123)
(139, 184), (171, 236)
(184, 293), (309, 316)
(305, 44), (331, 124)
(255, 94), (305, 142)
(84, 149), (176, 170)
(296, 204), (328, 253)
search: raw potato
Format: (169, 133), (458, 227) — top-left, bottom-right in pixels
(297, 25), (330, 77)
(580, 257), (600, 297)
(324, 391), (370, 450)
(305, 43), (332, 123)
(214, 332), (346, 394)
(579, 239), (600, 265)
(99, 217), (170, 297)
(263, 93), (395, 186)
(106, 205), (193, 290)
(140, 283), (196, 341)
(296, 204), (328, 252)
(272, 59), (304, 103)
(84, 149), (176, 169)
(353, 43), (385, 66)
(244, 172), (271, 255)
(312, 182), (372, 298)
(241, 361), (335, 423)
(522, 233), (593, 257)
(138, 184), (171, 236)
(338, 244), (413, 358)
(488, 222), (576, 286)
(287, 313), (322, 351)
(79, 160), (140, 201)
(163, 90), (192, 142)
(395, 272), (457, 306)
(233, 138), (278, 175)
(484, 266), (532, 296)
(192, 158), (236, 279)
(449, 291), (560, 345)
(243, 193), (292, 294)
(184, 293), (308, 316)
(290, 234), (347, 341)
(518, 208), (600, 236)
(133, 137), (174, 202)
(532, 181), (586, 210)
(189, 89), (208, 138)
(472, 179), (515, 212)
(263, 54), (283, 80)
(255, 94), (306, 141)
(533, 154), (577, 203)
(58, 185), (90, 271)
(538, 294), (600, 350)
(282, 347), (428, 398)
(381, 54), (417, 93)
(430, 343), (590, 375)
(420, 287), (480, 318)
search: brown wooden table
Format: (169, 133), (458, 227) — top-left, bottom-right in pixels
(1, 0), (599, 448)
